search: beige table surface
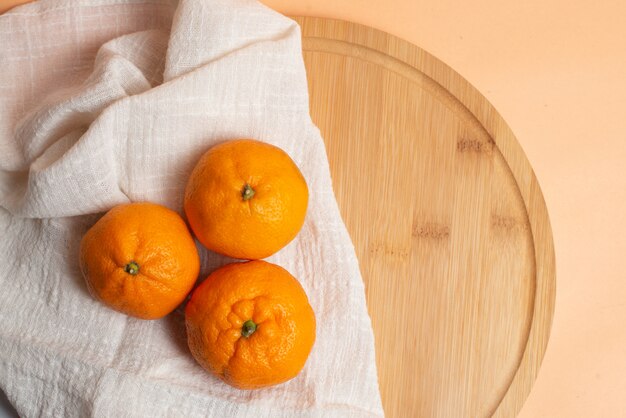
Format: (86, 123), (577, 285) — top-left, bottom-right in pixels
(261, 0), (626, 416)
(2, 0), (625, 416)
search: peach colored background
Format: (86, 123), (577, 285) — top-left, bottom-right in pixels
(2, 0), (626, 416)
(264, 1), (626, 417)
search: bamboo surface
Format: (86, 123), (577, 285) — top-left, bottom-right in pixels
(295, 16), (556, 418)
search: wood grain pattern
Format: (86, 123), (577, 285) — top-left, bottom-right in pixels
(294, 16), (556, 418)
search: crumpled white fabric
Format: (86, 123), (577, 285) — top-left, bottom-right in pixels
(0, 0), (384, 416)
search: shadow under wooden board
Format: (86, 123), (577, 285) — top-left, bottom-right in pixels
(294, 16), (556, 418)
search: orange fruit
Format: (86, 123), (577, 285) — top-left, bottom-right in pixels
(79, 202), (200, 320)
(185, 260), (316, 389)
(184, 139), (308, 260)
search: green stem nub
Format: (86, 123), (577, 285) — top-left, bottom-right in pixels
(241, 319), (257, 338)
(241, 183), (255, 201)
(124, 261), (140, 275)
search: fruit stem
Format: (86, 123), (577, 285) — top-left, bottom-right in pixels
(241, 183), (255, 201)
(124, 261), (140, 275)
(241, 319), (257, 337)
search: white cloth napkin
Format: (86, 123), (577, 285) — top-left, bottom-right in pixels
(0, 0), (384, 416)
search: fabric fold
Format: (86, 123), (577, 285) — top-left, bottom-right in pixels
(0, 0), (384, 416)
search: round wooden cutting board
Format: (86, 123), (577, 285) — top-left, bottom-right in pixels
(294, 16), (556, 418)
